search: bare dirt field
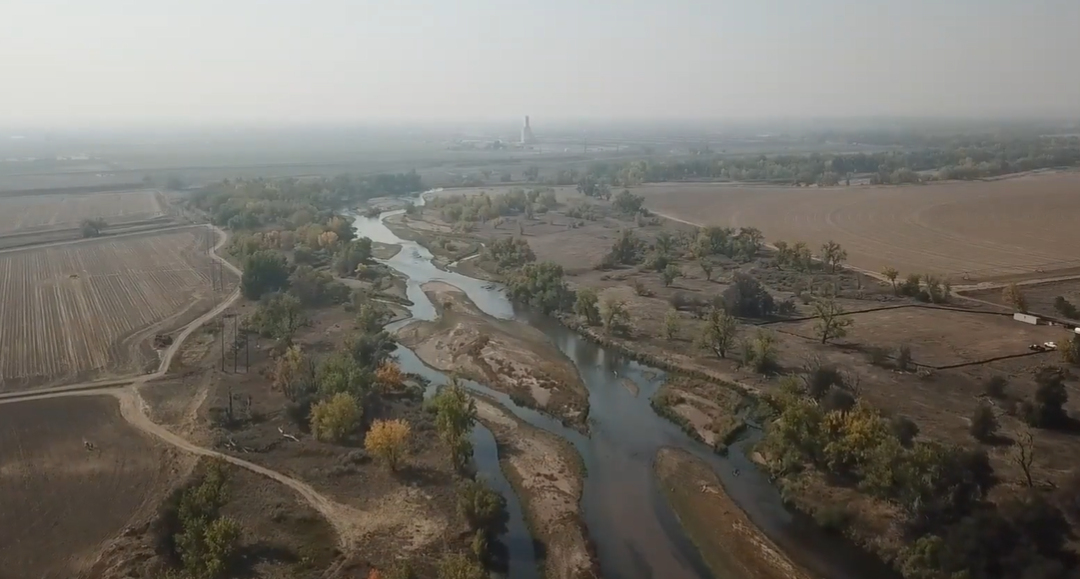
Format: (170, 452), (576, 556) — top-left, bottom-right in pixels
(637, 172), (1080, 280)
(960, 278), (1080, 320)
(771, 306), (1070, 368)
(0, 227), (236, 391)
(0, 189), (166, 236)
(0, 396), (177, 579)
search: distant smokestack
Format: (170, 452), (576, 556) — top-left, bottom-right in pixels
(521, 115), (536, 145)
(524, 116), (531, 128)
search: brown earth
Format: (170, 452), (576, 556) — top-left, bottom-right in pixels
(0, 396), (180, 579)
(637, 172), (1080, 280)
(960, 278), (1080, 321)
(655, 447), (814, 579)
(473, 395), (595, 579)
(396, 282), (590, 428)
(652, 377), (748, 450)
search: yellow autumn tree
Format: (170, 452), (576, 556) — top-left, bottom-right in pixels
(365, 419), (412, 471)
(273, 345), (306, 393)
(375, 361), (405, 392)
(318, 230), (339, 250)
(310, 393), (361, 443)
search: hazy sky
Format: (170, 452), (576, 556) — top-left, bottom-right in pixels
(3, 0), (1079, 125)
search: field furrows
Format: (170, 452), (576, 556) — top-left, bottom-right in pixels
(0, 229), (221, 386)
(0, 190), (163, 235)
(639, 173), (1080, 279)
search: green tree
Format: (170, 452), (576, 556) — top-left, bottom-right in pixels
(482, 236), (536, 270)
(248, 292), (304, 343)
(506, 261), (573, 314)
(334, 237), (374, 276)
(813, 297), (853, 344)
(80, 217), (107, 238)
(662, 264), (681, 287)
(457, 479), (509, 537)
(355, 298), (390, 333)
(601, 229), (646, 267)
(1023, 366), (1069, 428)
(600, 296), (629, 335)
(437, 553), (485, 579)
(612, 189), (644, 214)
(654, 231), (677, 256)
(574, 287), (601, 325)
(241, 250), (291, 299)
(310, 392), (361, 442)
(316, 352), (368, 399)
(431, 380), (478, 471)
(698, 308), (738, 358)
(663, 309), (681, 340)
(699, 258), (714, 281)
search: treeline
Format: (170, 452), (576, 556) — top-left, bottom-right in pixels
(526, 137), (1080, 187)
(762, 362), (1080, 579)
(191, 171), (421, 230)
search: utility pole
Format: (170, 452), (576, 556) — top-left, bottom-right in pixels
(232, 315), (239, 373)
(245, 330), (250, 373)
(220, 317), (226, 372)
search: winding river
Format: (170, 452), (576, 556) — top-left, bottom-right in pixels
(353, 196), (892, 579)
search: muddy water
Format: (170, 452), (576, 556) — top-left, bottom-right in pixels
(354, 199), (894, 579)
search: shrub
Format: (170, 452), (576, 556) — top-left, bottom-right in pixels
(985, 375), (1009, 399)
(437, 553), (486, 579)
(896, 345), (913, 371)
(310, 393), (361, 442)
(890, 415), (919, 447)
(867, 346), (891, 367)
(365, 419), (412, 471)
(970, 402), (999, 442)
(1054, 296), (1079, 319)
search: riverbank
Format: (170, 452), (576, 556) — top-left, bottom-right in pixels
(651, 377), (749, 452)
(472, 394), (597, 579)
(655, 447), (815, 579)
(395, 282), (590, 430)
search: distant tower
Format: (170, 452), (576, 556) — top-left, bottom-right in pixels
(520, 115), (537, 145)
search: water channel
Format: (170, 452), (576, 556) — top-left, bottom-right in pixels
(353, 195), (892, 579)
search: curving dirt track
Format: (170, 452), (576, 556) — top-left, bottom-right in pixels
(639, 172), (1080, 280)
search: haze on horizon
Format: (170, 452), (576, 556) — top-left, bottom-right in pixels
(2, 0), (1079, 128)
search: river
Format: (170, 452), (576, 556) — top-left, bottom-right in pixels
(353, 195), (891, 579)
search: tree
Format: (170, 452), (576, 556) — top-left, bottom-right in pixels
(1061, 334), (1080, 365)
(437, 553), (485, 579)
(289, 265), (348, 306)
(970, 402), (999, 442)
(1003, 283), (1028, 313)
(699, 259), (714, 281)
(174, 461), (240, 579)
(506, 261), (573, 314)
(661, 264), (680, 287)
(882, 267), (899, 294)
(1024, 366), (1069, 428)
(612, 189), (644, 214)
(1053, 296), (1079, 319)
(355, 299), (389, 333)
(601, 229), (646, 267)
(80, 217), (107, 238)
(1011, 428), (1037, 488)
(820, 241), (848, 273)
(375, 360), (405, 392)
(663, 309), (680, 340)
(457, 479), (509, 537)
(574, 287), (601, 325)
(241, 250), (291, 300)
(600, 296), (629, 335)
(365, 419), (412, 471)
(334, 237), (374, 276)
(482, 236), (536, 270)
(431, 380), (478, 471)
(813, 297), (853, 344)
(743, 330), (779, 374)
(248, 292), (304, 343)
(985, 375), (1008, 399)
(524, 166), (540, 181)
(310, 393), (360, 442)
(719, 272), (775, 318)
(698, 308), (738, 358)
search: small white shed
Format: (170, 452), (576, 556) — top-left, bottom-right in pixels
(1014, 313), (1040, 325)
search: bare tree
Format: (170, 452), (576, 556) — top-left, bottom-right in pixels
(820, 240), (848, 274)
(1011, 427), (1037, 488)
(813, 297), (853, 344)
(1003, 283), (1028, 313)
(882, 267), (899, 294)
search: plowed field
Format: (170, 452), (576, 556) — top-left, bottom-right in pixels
(0, 189), (164, 235)
(639, 172), (1080, 280)
(0, 396), (173, 579)
(0, 228), (232, 390)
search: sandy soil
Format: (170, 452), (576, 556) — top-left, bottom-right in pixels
(638, 173), (1080, 280)
(371, 241), (402, 260)
(0, 396), (180, 579)
(656, 447), (814, 579)
(653, 378), (747, 449)
(396, 282), (590, 427)
(472, 395), (595, 579)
